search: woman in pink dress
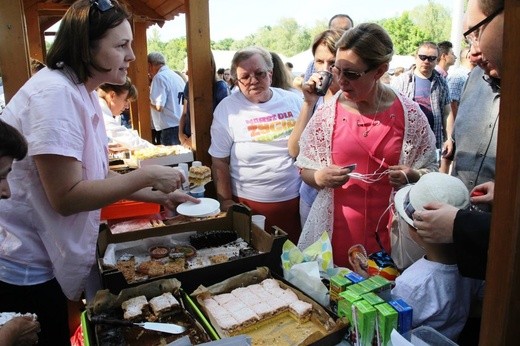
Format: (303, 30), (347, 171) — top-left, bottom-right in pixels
(296, 23), (438, 268)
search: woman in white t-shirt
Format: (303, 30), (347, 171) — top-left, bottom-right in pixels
(98, 78), (153, 150)
(0, 1), (197, 343)
(209, 47), (303, 243)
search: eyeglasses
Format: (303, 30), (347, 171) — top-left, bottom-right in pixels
(403, 189), (417, 222)
(463, 7), (504, 46)
(417, 55), (438, 62)
(90, 0), (114, 12)
(331, 65), (371, 81)
(237, 71), (268, 86)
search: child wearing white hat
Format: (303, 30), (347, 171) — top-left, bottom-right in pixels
(391, 172), (484, 341)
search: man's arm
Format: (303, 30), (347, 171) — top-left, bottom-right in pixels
(453, 209), (491, 280)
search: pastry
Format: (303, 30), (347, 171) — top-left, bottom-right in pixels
(189, 166), (211, 186)
(204, 279), (315, 335)
(122, 295), (149, 320)
(149, 292), (180, 316)
(171, 244), (197, 258)
(137, 261), (165, 277)
(209, 254), (229, 264)
(164, 258), (186, 274)
(189, 230), (238, 249)
(149, 246), (169, 259)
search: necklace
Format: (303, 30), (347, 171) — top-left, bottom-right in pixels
(356, 87), (384, 137)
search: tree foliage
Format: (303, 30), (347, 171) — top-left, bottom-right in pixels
(410, 0), (451, 42)
(148, 28), (187, 71)
(379, 13), (430, 55)
(147, 1), (451, 67)
(230, 18), (313, 57)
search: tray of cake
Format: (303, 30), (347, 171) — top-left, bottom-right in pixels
(191, 267), (348, 346)
(98, 205), (287, 294)
(131, 145), (194, 167)
(85, 278), (216, 346)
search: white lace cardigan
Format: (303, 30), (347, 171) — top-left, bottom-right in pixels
(295, 88), (438, 250)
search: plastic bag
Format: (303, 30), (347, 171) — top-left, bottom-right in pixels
(281, 232), (335, 306)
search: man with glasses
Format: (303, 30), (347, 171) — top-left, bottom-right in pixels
(464, 2), (504, 75)
(392, 42), (451, 154)
(412, 0), (504, 280)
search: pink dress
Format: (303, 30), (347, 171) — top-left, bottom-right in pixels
(331, 98), (405, 267)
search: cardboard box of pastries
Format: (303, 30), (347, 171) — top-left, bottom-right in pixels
(97, 205), (287, 294)
(191, 267), (348, 346)
(84, 278), (217, 345)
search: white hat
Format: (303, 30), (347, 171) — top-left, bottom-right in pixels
(394, 172), (470, 227)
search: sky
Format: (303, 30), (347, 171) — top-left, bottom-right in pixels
(150, 0), (457, 42)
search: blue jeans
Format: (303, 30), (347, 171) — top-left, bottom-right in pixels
(160, 126), (180, 145)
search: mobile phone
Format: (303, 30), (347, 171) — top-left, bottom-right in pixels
(342, 163), (357, 171)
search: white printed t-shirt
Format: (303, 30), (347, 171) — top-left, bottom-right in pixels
(209, 87), (302, 202)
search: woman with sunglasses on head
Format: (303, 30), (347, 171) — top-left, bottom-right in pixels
(209, 47), (303, 244)
(296, 23), (438, 269)
(0, 1), (196, 344)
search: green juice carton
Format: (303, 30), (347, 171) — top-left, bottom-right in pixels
(330, 274), (353, 303)
(361, 292), (385, 306)
(352, 300), (377, 346)
(366, 275), (394, 300)
(375, 303), (398, 346)
(347, 283), (371, 297)
(337, 289), (362, 322)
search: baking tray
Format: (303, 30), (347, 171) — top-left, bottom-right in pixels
(98, 205), (287, 294)
(85, 278), (215, 346)
(191, 267), (348, 346)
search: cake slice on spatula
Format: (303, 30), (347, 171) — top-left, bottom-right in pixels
(188, 166), (212, 188)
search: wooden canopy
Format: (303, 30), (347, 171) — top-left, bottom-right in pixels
(0, 0), (214, 166)
(1, 0), (520, 343)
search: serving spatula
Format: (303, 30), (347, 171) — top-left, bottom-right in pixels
(90, 316), (186, 334)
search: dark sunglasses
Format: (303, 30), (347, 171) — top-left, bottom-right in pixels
(418, 55), (438, 62)
(332, 65), (371, 81)
(403, 189), (417, 222)
(90, 0), (114, 12)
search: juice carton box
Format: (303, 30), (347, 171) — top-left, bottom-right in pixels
(352, 300), (377, 346)
(388, 299), (413, 335)
(375, 302), (398, 346)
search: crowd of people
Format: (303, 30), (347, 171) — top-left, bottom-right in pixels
(0, 0), (507, 344)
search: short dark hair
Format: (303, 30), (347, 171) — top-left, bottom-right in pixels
(46, 0), (131, 84)
(437, 41), (453, 56)
(417, 41), (440, 56)
(480, 0), (504, 16)
(98, 77), (137, 101)
(328, 14), (354, 30)
(217, 68), (225, 75)
(0, 120), (28, 161)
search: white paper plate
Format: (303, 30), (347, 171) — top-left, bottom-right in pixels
(176, 198), (221, 217)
